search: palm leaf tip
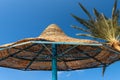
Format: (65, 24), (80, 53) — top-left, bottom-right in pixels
(112, 0), (118, 19)
(102, 65), (107, 76)
(71, 14), (94, 28)
(78, 3), (93, 21)
(93, 8), (101, 19)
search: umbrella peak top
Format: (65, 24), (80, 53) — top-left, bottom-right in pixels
(39, 24), (67, 38)
(38, 24), (98, 43)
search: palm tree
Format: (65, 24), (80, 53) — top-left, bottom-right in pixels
(71, 0), (120, 52)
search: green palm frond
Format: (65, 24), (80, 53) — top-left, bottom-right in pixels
(76, 33), (92, 37)
(93, 8), (101, 20)
(93, 8), (108, 20)
(76, 33), (105, 40)
(71, 25), (90, 33)
(102, 65), (107, 76)
(78, 3), (94, 22)
(112, 0), (117, 20)
(71, 14), (94, 29)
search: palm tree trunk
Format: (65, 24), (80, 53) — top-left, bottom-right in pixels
(112, 42), (120, 52)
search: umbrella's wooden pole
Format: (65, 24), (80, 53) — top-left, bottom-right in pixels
(52, 44), (57, 80)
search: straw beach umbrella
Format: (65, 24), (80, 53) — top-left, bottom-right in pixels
(0, 24), (119, 80)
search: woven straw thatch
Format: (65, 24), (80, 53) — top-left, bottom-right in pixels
(0, 24), (119, 71)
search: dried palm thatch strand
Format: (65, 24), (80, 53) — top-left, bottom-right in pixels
(0, 24), (119, 71)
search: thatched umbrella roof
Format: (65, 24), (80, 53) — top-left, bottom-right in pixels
(0, 24), (119, 71)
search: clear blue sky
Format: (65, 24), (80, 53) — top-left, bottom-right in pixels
(0, 0), (120, 80)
